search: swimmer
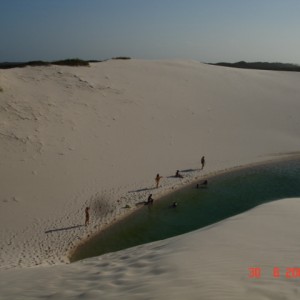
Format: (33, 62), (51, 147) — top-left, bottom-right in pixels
(196, 180), (208, 189)
(170, 201), (178, 208)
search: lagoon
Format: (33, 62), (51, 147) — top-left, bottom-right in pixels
(71, 158), (300, 262)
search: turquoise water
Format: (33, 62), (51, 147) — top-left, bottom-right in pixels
(71, 158), (300, 262)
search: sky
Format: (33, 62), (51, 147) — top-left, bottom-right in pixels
(1, 0), (300, 64)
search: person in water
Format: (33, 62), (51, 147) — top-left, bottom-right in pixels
(170, 202), (178, 208)
(196, 180), (208, 189)
(85, 207), (90, 226)
(175, 170), (183, 178)
(155, 174), (163, 188)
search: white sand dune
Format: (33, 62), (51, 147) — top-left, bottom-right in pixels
(1, 59), (300, 298)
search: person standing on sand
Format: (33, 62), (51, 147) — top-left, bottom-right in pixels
(155, 174), (163, 188)
(85, 207), (90, 226)
(201, 156), (205, 170)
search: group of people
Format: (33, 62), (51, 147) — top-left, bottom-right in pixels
(84, 156), (206, 225)
(155, 156), (206, 188)
(151, 156), (207, 209)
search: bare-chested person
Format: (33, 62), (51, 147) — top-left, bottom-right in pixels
(155, 174), (163, 188)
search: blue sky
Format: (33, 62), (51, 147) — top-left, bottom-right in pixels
(1, 0), (300, 63)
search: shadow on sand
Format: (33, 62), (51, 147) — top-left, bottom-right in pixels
(180, 168), (201, 173)
(45, 224), (84, 234)
(128, 187), (155, 193)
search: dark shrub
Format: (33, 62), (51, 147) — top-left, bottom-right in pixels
(52, 59), (90, 66)
(112, 57), (131, 60)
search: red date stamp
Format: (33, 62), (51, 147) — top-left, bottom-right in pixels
(248, 267), (300, 279)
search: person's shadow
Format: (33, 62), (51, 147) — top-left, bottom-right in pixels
(180, 168), (200, 173)
(45, 224), (84, 234)
(128, 187), (155, 193)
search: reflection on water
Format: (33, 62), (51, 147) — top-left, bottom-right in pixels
(71, 158), (300, 262)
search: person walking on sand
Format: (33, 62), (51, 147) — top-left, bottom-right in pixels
(85, 207), (90, 226)
(201, 156), (205, 170)
(155, 173), (163, 188)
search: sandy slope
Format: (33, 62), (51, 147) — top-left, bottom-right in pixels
(0, 59), (300, 298)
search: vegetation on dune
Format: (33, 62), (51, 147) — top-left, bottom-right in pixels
(52, 58), (90, 66)
(0, 58), (90, 69)
(112, 56), (131, 60)
(0, 57), (132, 69)
(27, 61), (51, 67)
(0, 56), (131, 69)
(210, 61), (300, 72)
(88, 59), (103, 63)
